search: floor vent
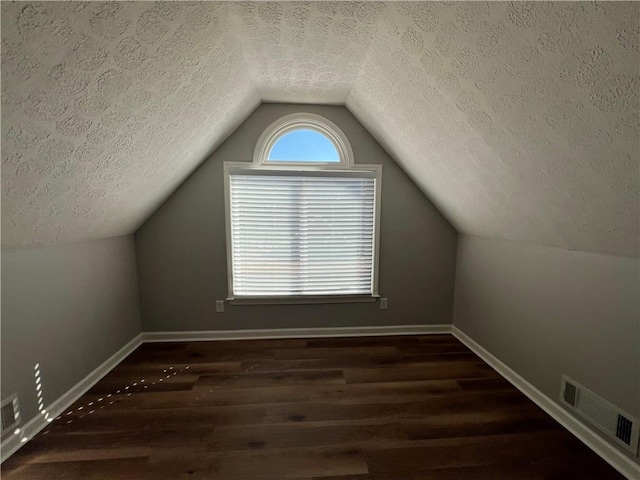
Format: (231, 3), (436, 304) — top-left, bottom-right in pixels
(561, 375), (639, 455)
(1, 394), (20, 437)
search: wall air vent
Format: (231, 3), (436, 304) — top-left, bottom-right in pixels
(1, 394), (20, 438)
(561, 375), (639, 455)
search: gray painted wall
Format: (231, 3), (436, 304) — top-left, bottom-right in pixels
(1, 236), (142, 426)
(136, 104), (457, 331)
(453, 234), (640, 461)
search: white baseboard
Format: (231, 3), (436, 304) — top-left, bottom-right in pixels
(0, 334), (143, 463)
(451, 326), (640, 480)
(142, 324), (451, 342)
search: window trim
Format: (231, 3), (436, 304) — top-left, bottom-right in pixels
(227, 294), (379, 306)
(224, 162), (382, 305)
(225, 113), (381, 305)
(253, 113), (354, 168)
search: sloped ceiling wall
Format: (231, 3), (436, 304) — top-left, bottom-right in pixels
(348, 2), (638, 257)
(2, 2), (260, 247)
(2, 2), (638, 257)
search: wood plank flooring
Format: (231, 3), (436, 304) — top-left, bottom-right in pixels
(1, 334), (625, 479)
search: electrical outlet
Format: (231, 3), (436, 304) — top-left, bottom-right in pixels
(215, 300), (225, 313)
(380, 297), (388, 310)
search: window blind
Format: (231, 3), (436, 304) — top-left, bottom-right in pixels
(229, 171), (376, 297)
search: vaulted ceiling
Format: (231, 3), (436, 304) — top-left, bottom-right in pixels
(2, 2), (638, 257)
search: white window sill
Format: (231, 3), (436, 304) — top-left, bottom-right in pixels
(227, 295), (380, 306)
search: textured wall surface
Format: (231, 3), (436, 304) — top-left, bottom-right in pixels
(1, 2), (260, 248)
(348, 2), (639, 258)
(453, 234), (640, 463)
(2, 2), (638, 257)
(136, 104), (457, 331)
(1, 235), (141, 427)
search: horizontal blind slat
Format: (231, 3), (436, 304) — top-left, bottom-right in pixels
(230, 173), (376, 296)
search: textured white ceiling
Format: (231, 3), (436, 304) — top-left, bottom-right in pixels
(348, 2), (639, 258)
(2, 1), (260, 248)
(2, 2), (638, 257)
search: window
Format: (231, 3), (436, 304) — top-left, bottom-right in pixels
(268, 129), (340, 163)
(225, 113), (381, 304)
(253, 113), (353, 167)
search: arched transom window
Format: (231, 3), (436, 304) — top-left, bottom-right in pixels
(253, 113), (354, 167)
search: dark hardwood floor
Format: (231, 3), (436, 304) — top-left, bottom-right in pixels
(2, 334), (624, 479)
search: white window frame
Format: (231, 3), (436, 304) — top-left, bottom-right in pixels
(253, 113), (354, 168)
(224, 113), (382, 305)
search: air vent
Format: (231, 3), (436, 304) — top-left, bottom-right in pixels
(561, 375), (639, 455)
(1, 394), (20, 437)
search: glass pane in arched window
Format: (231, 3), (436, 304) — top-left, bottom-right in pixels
(267, 129), (340, 163)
